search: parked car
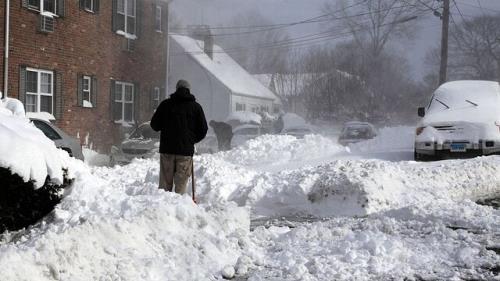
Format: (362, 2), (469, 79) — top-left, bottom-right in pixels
(231, 124), (263, 148)
(281, 126), (314, 139)
(30, 118), (84, 161)
(414, 80), (500, 161)
(338, 121), (377, 146)
(110, 122), (159, 165)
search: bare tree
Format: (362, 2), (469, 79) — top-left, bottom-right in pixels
(324, 0), (424, 58)
(448, 14), (500, 80)
(215, 10), (291, 74)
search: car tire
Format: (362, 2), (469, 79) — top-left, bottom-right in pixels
(109, 156), (116, 166)
(414, 150), (435, 162)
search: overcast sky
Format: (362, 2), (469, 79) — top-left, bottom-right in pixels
(171, 0), (500, 81)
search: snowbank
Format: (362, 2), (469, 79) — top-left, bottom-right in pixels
(0, 98), (75, 187)
(192, 133), (500, 217)
(0, 160), (249, 280)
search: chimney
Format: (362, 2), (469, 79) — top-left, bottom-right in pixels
(203, 33), (214, 60)
(189, 25), (214, 60)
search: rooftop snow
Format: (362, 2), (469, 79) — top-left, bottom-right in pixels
(170, 34), (279, 101)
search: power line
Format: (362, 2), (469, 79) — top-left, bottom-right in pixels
(173, 1), (421, 38)
(170, 0), (369, 35)
(454, 0), (500, 13)
(170, 14), (422, 56)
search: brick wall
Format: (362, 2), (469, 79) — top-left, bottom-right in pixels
(0, 0), (168, 153)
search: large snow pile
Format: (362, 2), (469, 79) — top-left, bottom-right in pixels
(0, 98), (75, 187)
(192, 133), (500, 217)
(0, 160), (249, 280)
(0, 127), (499, 280)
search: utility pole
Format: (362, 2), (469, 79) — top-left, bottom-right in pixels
(439, 0), (450, 85)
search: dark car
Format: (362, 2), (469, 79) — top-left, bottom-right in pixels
(338, 121), (377, 146)
(110, 122), (160, 165)
(30, 118), (84, 160)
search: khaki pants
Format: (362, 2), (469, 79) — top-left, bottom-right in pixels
(159, 154), (193, 194)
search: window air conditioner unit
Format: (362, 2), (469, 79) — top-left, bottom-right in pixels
(39, 15), (55, 33)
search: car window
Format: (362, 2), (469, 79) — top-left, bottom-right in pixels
(32, 120), (62, 140)
(234, 128), (259, 135)
(344, 127), (371, 138)
(287, 128), (310, 134)
(130, 125), (159, 139)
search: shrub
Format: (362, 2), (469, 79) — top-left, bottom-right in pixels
(0, 167), (72, 233)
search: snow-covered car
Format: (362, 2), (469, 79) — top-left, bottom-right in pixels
(231, 124), (263, 148)
(338, 121), (377, 146)
(281, 126), (314, 139)
(415, 80), (500, 161)
(30, 118), (84, 161)
(110, 122), (160, 165)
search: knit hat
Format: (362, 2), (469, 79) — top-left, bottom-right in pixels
(176, 79), (191, 90)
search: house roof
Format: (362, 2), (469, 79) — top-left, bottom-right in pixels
(171, 34), (280, 102)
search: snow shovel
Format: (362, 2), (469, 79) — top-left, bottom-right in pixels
(191, 160), (197, 204)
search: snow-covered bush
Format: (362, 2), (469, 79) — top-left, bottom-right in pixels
(0, 98), (75, 233)
(0, 167), (72, 233)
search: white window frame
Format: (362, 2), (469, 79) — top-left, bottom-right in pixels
(28, 0), (57, 16)
(155, 5), (162, 32)
(83, 0), (95, 12)
(26, 67), (54, 114)
(117, 0), (136, 35)
(114, 81), (134, 123)
(82, 75), (92, 107)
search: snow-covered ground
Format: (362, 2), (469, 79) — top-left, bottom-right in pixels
(1, 125), (499, 280)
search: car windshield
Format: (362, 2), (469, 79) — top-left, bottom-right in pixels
(129, 125), (159, 139)
(286, 128), (310, 134)
(344, 127), (371, 138)
(234, 127), (259, 135)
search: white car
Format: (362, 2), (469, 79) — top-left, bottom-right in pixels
(415, 80), (500, 161)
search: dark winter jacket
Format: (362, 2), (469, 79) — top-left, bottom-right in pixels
(150, 88), (208, 156)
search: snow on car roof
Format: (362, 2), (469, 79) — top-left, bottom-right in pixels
(435, 80), (500, 102)
(0, 98), (73, 188)
(424, 80), (500, 123)
(225, 111), (262, 125)
(282, 113), (307, 129)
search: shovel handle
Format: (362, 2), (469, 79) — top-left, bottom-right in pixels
(191, 159), (196, 204)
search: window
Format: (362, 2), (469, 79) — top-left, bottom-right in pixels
(78, 74), (97, 108)
(27, 0), (57, 15)
(116, 0), (136, 35)
(82, 76), (91, 107)
(153, 87), (160, 109)
(25, 68), (54, 114)
(81, 0), (98, 12)
(155, 5), (162, 32)
(114, 82), (134, 122)
(236, 103), (246, 112)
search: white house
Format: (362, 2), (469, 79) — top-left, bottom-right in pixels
(168, 33), (282, 122)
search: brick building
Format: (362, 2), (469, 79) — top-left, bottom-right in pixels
(0, 0), (170, 153)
